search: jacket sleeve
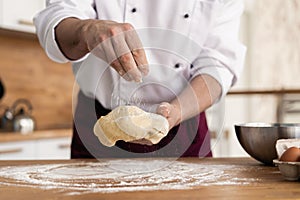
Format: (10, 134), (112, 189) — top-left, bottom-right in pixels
(33, 0), (97, 63)
(190, 0), (246, 99)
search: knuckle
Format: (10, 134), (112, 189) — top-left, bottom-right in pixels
(132, 49), (145, 58)
(119, 54), (132, 64)
(98, 35), (107, 42)
(124, 65), (134, 72)
(124, 64), (134, 71)
(122, 23), (134, 31)
(111, 59), (120, 67)
(108, 26), (120, 36)
(131, 49), (141, 57)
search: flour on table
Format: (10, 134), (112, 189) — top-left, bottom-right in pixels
(0, 159), (261, 195)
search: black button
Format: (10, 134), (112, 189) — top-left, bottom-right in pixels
(190, 64), (194, 69)
(174, 63), (181, 68)
(131, 8), (137, 13)
(184, 13), (189, 19)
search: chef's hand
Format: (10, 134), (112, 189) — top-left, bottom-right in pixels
(84, 20), (149, 82)
(156, 102), (181, 130)
(55, 18), (149, 82)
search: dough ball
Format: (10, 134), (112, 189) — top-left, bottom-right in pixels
(93, 106), (169, 147)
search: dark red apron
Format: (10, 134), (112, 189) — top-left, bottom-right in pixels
(71, 91), (212, 158)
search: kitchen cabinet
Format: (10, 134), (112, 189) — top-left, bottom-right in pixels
(0, 137), (71, 160)
(0, 0), (45, 33)
(0, 140), (36, 160)
(35, 137), (71, 160)
(0, 129), (72, 160)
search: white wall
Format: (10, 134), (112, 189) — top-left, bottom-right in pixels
(209, 0), (300, 157)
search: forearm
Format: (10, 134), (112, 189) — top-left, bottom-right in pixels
(171, 74), (222, 125)
(55, 17), (89, 60)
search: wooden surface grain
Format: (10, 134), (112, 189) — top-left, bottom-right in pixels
(228, 89), (300, 95)
(0, 129), (72, 143)
(0, 158), (299, 200)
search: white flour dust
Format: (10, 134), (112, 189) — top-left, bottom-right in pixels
(0, 160), (260, 194)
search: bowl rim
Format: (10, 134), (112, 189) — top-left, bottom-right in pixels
(273, 159), (300, 165)
(235, 123), (300, 128)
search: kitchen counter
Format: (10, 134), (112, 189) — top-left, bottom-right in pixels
(0, 157), (298, 200)
(228, 88), (300, 95)
(0, 129), (72, 143)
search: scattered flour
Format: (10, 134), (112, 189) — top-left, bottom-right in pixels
(0, 159), (260, 194)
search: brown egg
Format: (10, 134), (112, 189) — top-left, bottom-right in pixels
(279, 147), (300, 162)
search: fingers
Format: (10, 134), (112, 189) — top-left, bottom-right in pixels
(110, 59), (131, 81)
(157, 103), (172, 130)
(111, 25), (146, 82)
(93, 39), (129, 81)
(111, 34), (142, 82)
(119, 53), (143, 82)
(89, 21), (148, 82)
(125, 30), (149, 76)
(131, 49), (149, 76)
(156, 102), (171, 118)
(157, 102), (182, 130)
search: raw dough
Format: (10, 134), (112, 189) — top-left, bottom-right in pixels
(93, 106), (169, 147)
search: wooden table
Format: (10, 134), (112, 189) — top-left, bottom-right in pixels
(0, 129), (72, 143)
(0, 158), (299, 200)
(228, 89), (300, 95)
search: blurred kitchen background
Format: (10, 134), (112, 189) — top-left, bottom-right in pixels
(0, 0), (299, 159)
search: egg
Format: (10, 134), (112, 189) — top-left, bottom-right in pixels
(279, 147), (300, 162)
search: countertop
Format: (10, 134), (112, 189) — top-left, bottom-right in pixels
(228, 88), (300, 95)
(0, 157), (299, 200)
(0, 129), (72, 143)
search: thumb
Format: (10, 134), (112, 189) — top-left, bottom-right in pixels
(156, 102), (171, 118)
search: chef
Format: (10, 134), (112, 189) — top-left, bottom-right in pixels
(34, 0), (246, 158)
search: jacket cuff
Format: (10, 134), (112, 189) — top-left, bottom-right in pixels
(191, 58), (234, 101)
(43, 15), (90, 63)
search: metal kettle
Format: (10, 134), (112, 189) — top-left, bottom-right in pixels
(11, 99), (35, 134)
(0, 105), (14, 132)
(0, 78), (4, 100)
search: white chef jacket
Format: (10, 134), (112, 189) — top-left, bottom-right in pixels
(34, 0), (246, 111)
